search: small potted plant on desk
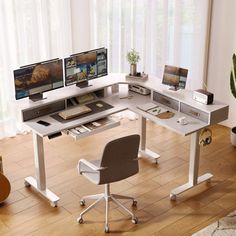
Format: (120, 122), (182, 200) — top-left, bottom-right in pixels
(127, 49), (140, 76)
(230, 53), (236, 147)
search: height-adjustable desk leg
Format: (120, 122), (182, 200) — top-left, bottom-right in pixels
(170, 130), (213, 200)
(24, 133), (59, 207)
(138, 115), (160, 163)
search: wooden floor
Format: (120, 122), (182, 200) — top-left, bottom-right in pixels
(0, 117), (236, 236)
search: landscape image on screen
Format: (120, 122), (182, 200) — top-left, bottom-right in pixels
(178, 68), (188, 89)
(14, 60), (63, 100)
(162, 65), (180, 86)
(162, 65), (188, 89)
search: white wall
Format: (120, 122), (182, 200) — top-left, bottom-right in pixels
(70, 0), (91, 53)
(207, 0), (236, 128)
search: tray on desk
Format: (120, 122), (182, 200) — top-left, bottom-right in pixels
(68, 116), (120, 140)
(51, 100), (114, 123)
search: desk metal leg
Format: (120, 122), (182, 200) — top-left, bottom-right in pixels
(170, 130), (213, 200)
(24, 133), (59, 207)
(138, 115), (160, 163)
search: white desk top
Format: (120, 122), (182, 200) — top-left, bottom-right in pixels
(17, 73), (228, 137)
(105, 85), (207, 136)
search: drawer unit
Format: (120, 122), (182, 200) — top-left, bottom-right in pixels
(180, 103), (209, 123)
(22, 100), (65, 121)
(153, 91), (179, 111)
(209, 106), (229, 124)
(67, 116), (120, 140)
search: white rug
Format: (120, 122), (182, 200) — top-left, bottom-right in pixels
(193, 210), (236, 236)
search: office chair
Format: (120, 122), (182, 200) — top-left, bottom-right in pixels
(77, 134), (140, 233)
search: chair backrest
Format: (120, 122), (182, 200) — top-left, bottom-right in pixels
(99, 134), (140, 184)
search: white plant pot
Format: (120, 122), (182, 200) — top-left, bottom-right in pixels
(231, 127), (236, 147)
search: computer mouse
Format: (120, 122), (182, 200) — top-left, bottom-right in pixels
(96, 103), (103, 108)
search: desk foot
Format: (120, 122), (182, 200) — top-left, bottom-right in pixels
(139, 149), (160, 164)
(24, 176), (60, 207)
(170, 173), (213, 201)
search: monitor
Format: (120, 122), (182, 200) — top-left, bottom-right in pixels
(14, 59), (63, 101)
(162, 65), (188, 90)
(64, 48), (108, 88)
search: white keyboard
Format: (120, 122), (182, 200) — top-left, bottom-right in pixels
(59, 105), (92, 120)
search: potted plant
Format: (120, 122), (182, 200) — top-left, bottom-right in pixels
(230, 53), (236, 146)
(127, 49), (140, 76)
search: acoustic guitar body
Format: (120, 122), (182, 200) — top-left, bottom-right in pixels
(0, 173), (11, 203)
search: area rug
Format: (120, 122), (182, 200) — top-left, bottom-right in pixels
(193, 210), (236, 236)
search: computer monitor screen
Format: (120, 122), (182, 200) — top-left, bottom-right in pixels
(14, 59), (63, 100)
(64, 48), (107, 87)
(162, 65), (188, 90)
(178, 68), (188, 89)
(96, 48), (108, 77)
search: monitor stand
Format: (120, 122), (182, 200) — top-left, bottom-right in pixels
(76, 80), (92, 88)
(169, 85), (179, 91)
(29, 93), (46, 102)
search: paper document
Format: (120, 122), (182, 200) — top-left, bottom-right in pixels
(137, 102), (158, 112)
(137, 102), (169, 116)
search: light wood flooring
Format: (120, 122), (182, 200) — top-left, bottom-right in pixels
(0, 118), (236, 236)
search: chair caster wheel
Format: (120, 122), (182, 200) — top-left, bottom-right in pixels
(50, 201), (58, 207)
(132, 217), (138, 224)
(77, 217), (84, 224)
(132, 200), (137, 207)
(24, 181), (31, 187)
(80, 200), (85, 206)
(170, 193), (176, 201)
(105, 226), (109, 233)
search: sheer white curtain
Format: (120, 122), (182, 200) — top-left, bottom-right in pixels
(90, 0), (210, 90)
(0, 0), (72, 139)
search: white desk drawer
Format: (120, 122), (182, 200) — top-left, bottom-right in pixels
(153, 91), (179, 111)
(180, 103), (209, 123)
(67, 116), (120, 140)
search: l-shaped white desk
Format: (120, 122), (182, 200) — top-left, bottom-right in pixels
(17, 73), (229, 207)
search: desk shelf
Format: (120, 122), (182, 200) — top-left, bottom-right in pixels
(67, 116), (120, 140)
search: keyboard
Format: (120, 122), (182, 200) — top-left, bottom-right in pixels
(59, 105), (92, 120)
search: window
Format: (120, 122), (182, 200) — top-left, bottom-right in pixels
(0, 0), (72, 138)
(91, 0), (210, 90)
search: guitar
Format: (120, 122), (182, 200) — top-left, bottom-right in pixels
(0, 156), (11, 203)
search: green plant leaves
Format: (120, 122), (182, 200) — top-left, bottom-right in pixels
(127, 49), (140, 64)
(230, 71), (236, 99)
(233, 54), (236, 77)
(231, 53), (236, 99)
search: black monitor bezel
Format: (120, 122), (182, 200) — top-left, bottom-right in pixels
(14, 59), (64, 100)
